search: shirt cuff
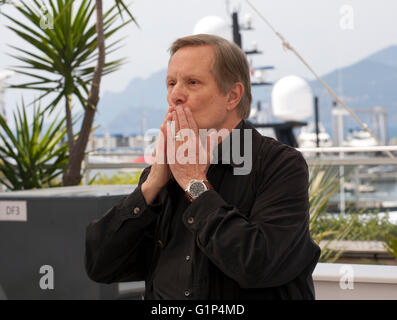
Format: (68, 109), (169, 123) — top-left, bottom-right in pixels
(118, 184), (162, 221)
(182, 190), (229, 232)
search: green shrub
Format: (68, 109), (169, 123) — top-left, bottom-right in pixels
(90, 171), (142, 185)
(384, 235), (397, 259)
(308, 166), (358, 262)
(0, 102), (68, 190)
(314, 212), (397, 241)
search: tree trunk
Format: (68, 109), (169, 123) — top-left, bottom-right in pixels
(62, 0), (105, 186)
(65, 94), (74, 151)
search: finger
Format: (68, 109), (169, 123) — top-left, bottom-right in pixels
(166, 118), (175, 164)
(185, 107), (198, 135)
(163, 108), (173, 126)
(161, 106), (174, 127)
(160, 122), (167, 145)
(184, 107), (200, 157)
(175, 105), (189, 129)
(166, 118), (174, 145)
(154, 124), (167, 164)
(160, 122), (165, 136)
(167, 106), (175, 117)
(154, 108), (174, 164)
(163, 113), (173, 135)
(172, 111), (180, 138)
(172, 111), (186, 164)
(160, 108), (174, 144)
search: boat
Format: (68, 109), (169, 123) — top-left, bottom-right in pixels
(343, 129), (378, 147)
(343, 182), (376, 193)
(297, 122), (333, 148)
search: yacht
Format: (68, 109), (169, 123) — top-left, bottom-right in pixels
(343, 129), (378, 147)
(297, 122), (333, 148)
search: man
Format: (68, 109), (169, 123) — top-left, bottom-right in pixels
(85, 34), (321, 299)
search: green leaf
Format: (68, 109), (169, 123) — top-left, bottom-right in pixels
(0, 99), (69, 190)
(3, 0), (135, 113)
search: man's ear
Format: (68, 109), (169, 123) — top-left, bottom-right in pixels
(226, 82), (244, 111)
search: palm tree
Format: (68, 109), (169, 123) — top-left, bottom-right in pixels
(2, 0), (136, 185)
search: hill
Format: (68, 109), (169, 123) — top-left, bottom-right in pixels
(95, 45), (397, 139)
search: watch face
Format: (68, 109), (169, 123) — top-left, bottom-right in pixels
(189, 181), (206, 198)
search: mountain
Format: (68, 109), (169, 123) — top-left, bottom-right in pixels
(95, 45), (397, 139)
(308, 45), (397, 139)
(366, 45), (397, 69)
(95, 69), (168, 135)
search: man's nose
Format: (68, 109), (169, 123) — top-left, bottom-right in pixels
(169, 82), (187, 106)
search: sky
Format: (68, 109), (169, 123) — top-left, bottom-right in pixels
(0, 0), (397, 119)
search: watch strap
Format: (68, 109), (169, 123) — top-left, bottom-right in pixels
(185, 180), (213, 202)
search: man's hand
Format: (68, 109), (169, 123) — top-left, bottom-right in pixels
(167, 105), (215, 191)
(141, 107), (174, 204)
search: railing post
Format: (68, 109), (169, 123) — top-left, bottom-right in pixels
(339, 151), (346, 215)
(354, 166), (360, 204)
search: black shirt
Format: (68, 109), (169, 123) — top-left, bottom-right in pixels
(152, 185), (193, 299)
(85, 120), (321, 300)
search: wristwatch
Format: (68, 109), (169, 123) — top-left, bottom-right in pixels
(184, 179), (213, 202)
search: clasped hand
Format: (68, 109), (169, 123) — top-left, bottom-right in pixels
(147, 105), (216, 192)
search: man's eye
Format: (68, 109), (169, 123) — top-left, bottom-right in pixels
(189, 80), (199, 85)
(167, 82), (175, 87)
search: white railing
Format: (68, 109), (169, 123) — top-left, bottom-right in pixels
(81, 146), (397, 216)
(117, 262), (397, 300)
(313, 263), (397, 300)
(298, 146), (397, 166)
(82, 146), (397, 183)
(297, 146), (397, 153)
(84, 146), (397, 169)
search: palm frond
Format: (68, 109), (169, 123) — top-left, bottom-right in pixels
(0, 100), (69, 190)
(2, 0), (135, 111)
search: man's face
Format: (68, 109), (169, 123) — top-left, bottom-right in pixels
(166, 45), (230, 130)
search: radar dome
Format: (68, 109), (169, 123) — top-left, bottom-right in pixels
(271, 75), (313, 121)
(193, 16), (232, 42)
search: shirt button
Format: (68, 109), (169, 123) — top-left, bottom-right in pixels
(187, 217), (194, 224)
(185, 255), (191, 261)
(184, 289), (191, 297)
(133, 207), (140, 215)
(157, 240), (164, 248)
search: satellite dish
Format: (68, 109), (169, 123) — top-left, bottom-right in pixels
(241, 13), (253, 29)
(271, 75), (313, 121)
(193, 16), (232, 42)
